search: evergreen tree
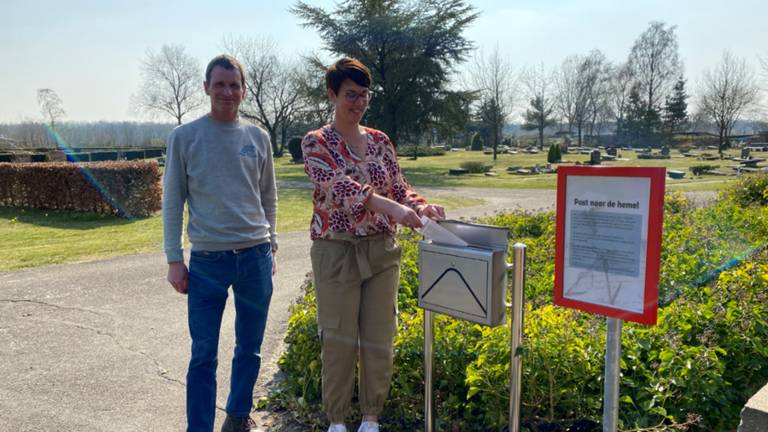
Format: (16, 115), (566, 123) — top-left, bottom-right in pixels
(663, 77), (688, 133)
(547, 143), (562, 163)
(471, 132), (484, 151)
(477, 96), (504, 159)
(292, 0), (478, 144)
(522, 96), (557, 151)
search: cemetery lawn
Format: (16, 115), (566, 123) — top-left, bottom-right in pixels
(0, 189), (481, 271)
(275, 149), (743, 190)
(0, 149), (742, 271)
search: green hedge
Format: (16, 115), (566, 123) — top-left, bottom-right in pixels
(459, 161), (492, 173)
(288, 136), (303, 162)
(273, 175), (768, 431)
(397, 145), (447, 157)
(637, 153), (671, 160)
(0, 161), (161, 218)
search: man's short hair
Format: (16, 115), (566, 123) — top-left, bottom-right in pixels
(326, 57), (371, 94)
(205, 54), (246, 87)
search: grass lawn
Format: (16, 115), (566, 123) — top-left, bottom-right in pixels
(275, 148), (743, 190)
(0, 188), (482, 271)
(0, 148), (743, 271)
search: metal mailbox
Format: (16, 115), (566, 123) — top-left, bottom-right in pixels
(418, 220), (510, 326)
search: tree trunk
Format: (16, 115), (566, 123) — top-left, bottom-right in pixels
(268, 129), (279, 157)
(578, 124), (583, 147)
(718, 128), (725, 158)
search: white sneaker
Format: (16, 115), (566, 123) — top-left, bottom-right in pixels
(328, 424), (348, 432)
(358, 421), (380, 432)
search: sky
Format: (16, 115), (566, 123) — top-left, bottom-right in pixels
(1, 0), (766, 123)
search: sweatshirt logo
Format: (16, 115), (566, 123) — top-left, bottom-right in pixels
(239, 144), (258, 158)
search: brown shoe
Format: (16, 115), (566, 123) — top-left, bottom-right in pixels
(221, 415), (263, 432)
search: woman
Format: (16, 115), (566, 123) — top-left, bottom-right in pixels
(301, 57), (445, 432)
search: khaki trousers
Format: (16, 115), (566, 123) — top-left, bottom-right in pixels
(310, 233), (402, 423)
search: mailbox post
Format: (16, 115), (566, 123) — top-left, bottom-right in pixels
(424, 309), (434, 432)
(509, 243), (527, 432)
(419, 220), (526, 432)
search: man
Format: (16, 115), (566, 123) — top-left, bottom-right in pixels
(163, 54), (277, 432)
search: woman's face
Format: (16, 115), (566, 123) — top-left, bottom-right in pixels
(329, 79), (370, 124)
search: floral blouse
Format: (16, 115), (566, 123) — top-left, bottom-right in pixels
(301, 125), (426, 240)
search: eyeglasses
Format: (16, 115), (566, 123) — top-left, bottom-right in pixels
(342, 90), (372, 103)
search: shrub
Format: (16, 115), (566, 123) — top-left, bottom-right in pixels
(459, 161), (491, 173)
(689, 164), (718, 176)
(123, 150), (145, 160)
(144, 148), (164, 158)
(67, 152), (91, 162)
(0, 161), (161, 218)
(396, 145), (446, 157)
(30, 153), (48, 162)
(547, 143), (562, 163)
(726, 172), (768, 207)
(273, 192), (768, 431)
(470, 133), (483, 151)
(288, 136), (303, 162)
(637, 153), (671, 159)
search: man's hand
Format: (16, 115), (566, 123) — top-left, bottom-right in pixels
(272, 253), (277, 276)
(420, 204), (446, 220)
(167, 262), (189, 294)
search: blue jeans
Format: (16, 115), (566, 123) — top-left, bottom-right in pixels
(186, 242), (273, 432)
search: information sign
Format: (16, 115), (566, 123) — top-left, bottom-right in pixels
(554, 166), (665, 325)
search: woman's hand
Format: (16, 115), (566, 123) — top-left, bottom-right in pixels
(420, 204), (446, 220)
(392, 203), (423, 229)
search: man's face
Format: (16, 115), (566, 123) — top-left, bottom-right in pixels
(204, 66), (245, 116)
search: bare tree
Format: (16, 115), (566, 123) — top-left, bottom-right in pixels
(225, 36), (304, 156)
(697, 51), (759, 156)
(585, 55), (613, 143)
(521, 63), (556, 150)
(759, 55), (768, 113)
(608, 62), (635, 139)
(467, 46), (517, 160)
(292, 56), (333, 131)
(37, 88), (66, 128)
(554, 56), (579, 134)
(132, 45), (204, 125)
(628, 21), (681, 115)
(555, 51), (607, 147)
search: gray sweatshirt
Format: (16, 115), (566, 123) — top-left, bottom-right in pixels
(162, 115), (278, 263)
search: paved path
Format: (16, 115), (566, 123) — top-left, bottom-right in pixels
(0, 188), (713, 431)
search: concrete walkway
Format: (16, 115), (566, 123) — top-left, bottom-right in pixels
(0, 188), (712, 431)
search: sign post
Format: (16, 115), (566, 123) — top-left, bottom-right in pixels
(603, 317), (622, 431)
(554, 166), (665, 431)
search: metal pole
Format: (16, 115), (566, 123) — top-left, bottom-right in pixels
(603, 317), (623, 432)
(424, 309), (434, 432)
(509, 243), (527, 432)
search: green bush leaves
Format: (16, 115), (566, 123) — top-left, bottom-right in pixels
(273, 176), (768, 431)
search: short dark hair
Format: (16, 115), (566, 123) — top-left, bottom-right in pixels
(326, 57), (371, 94)
(205, 54), (246, 87)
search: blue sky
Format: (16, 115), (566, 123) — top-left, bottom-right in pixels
(1, 0), (766, 122)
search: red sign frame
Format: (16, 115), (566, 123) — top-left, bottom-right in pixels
(554, 166), (665, 325)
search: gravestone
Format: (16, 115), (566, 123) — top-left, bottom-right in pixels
(590, 149), (601, 165)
